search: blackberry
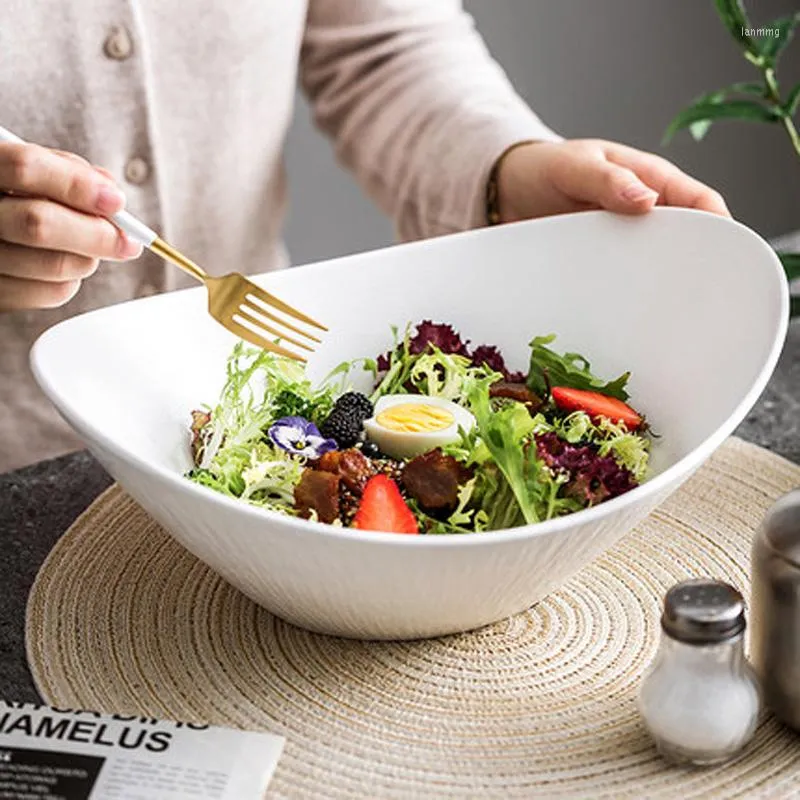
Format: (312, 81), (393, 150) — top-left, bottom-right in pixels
(320, 411), (363, 448)
(334, 392), (373, 421)
(321, 393), (374, 448)
(360, 440), (382, 459)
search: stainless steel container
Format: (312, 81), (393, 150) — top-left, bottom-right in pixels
(750, 489), (800, 730)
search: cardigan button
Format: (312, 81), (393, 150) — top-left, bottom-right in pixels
(103, 26), (134, 61)
(124, 157), (151, 186)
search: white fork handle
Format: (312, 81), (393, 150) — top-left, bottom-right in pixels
(0, 124), (158, 248)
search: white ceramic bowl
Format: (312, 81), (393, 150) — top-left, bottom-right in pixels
(31, 209), (788, 639)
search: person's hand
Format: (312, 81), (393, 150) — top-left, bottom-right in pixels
(0, 142), (142, 312)
(496, 139), (730, 224)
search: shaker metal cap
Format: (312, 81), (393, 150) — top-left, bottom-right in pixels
(661, 579), (746, 644)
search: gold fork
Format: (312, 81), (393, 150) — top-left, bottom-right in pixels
(146, 238), (325, 362)
(0, 126), (326, 362)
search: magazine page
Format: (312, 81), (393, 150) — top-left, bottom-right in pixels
(0, 701), (284, 799)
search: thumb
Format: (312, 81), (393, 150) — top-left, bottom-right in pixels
(558, 158), (660, 214)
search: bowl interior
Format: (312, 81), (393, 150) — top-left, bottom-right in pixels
(32, 208), (787, 504)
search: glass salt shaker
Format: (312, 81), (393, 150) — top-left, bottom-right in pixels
(638, 579), (760, 765)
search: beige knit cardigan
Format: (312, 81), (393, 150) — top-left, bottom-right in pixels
(0, 0), (558, 472)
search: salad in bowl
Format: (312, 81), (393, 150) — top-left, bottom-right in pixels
(187, 321), (652, 534)
(29, 208), (786, 637)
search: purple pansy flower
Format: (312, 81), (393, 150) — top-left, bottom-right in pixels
(268, 416), (337, 459)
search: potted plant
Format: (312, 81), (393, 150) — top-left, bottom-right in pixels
(664, 0), (799, 317)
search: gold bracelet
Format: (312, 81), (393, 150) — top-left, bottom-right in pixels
(485, 139), (537, 226)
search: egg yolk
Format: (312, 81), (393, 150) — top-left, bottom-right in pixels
(376, 403), (454, 433)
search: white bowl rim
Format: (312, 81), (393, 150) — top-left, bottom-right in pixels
(30, 208), (790, 548)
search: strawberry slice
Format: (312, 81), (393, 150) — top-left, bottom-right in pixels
(551, 386), (643, 430)
(353, 475), (419, 534)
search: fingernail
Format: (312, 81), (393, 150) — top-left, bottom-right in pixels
(96, 185), (125, 214)
(94, 165), (116, 180)
(118, 235), (142, 259)
(621, 183), (658, 203)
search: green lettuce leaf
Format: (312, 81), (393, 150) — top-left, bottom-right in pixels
(466, 375), (544, 525)
(372, 326), (500, 402)
(536, 411), (651, 482)
(470, 464), (526, 531)
(526, 334), (630, 401)
(187, 343), (332, 510)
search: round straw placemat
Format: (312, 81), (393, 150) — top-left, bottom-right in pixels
(26, 437), (800, 798)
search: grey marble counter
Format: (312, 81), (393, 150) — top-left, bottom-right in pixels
(1, 321), (797, 704)
(736, 318), (799, 462)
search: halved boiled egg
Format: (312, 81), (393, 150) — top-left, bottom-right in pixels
(363, 395), (475, 460)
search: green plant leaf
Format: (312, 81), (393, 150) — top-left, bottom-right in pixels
(726, 81), (766, 96)
(778, 252), (800, 283)
(687, 90), (726, 141)
(759, 12), (800, 64)
(663, 99), (781, 144)
(786, 83), (800, 117)
(713, 0), (761, 59)
(684, 83), (766, 140)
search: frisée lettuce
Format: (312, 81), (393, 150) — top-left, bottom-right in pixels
(186, 323), (653, 534)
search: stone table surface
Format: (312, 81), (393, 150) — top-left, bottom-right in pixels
(1, 321), (798, 705)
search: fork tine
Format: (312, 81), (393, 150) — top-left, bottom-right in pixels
(239, 295), (322, 344)
(243, 283), (328, 331)
(227, 316), (308, 362)
(238, 304), (315, 352)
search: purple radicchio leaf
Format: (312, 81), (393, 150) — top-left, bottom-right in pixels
(375, 320), (526, 381)
(470, 344), (527, 383)
(535, 432), (636, 506)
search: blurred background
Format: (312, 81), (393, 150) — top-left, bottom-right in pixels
(284, 0), (800, 265)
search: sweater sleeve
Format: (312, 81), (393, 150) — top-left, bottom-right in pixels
(299, 0), (561, 242)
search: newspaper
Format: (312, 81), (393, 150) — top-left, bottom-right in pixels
(0, 701), (284, 800)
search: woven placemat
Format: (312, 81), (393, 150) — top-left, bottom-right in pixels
(26, 437), (800, 798)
